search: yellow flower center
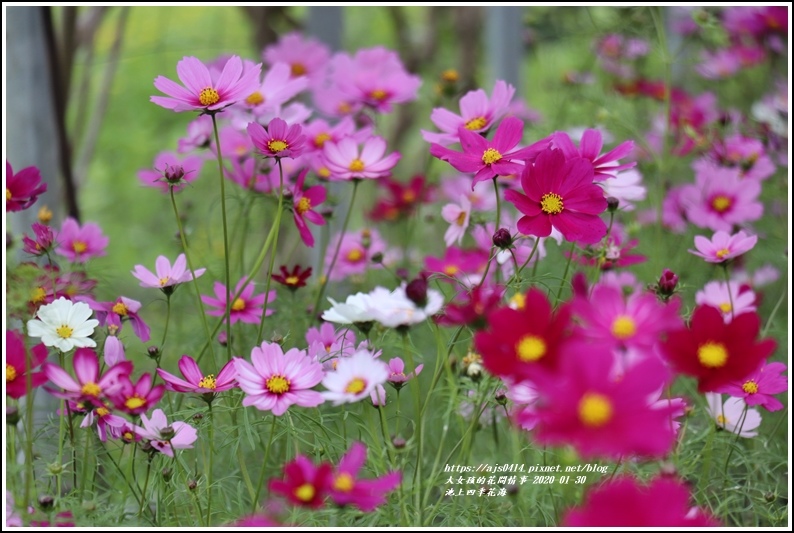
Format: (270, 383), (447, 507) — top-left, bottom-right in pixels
(294, 483), (315, 502)
(345, 377), (367, 394)
(314, 132), (332, 148)
(349, 158), (365, 172)
(5, 188), (11, 200)
(338, 102), (352, 114)
(296, 197), (311, 215)
(231, 298), (246, 312)
(719, 302), (732, 314)
(370, 89), (387, 101)
(515, 334), (547, 362)
(199, 87), (220, 107)
(125, 396), (146, 410)
(742, 380), (759, 394)
(443, 265), (459, 276)
(481, 148), (502, 165)
(6, 364), (17, 382)
(81, 382), (102, 397)
(72, 241), (88, 254)
(611, 315), (636, 340)
(441, 69), (459, 82)
(716, 414), (728, 425)
(711, 195), (732, 213)
(715, 248), (731, 259)
(56, 325), (74, 338)
(346, 248), (364, 263)
(540, 193), (564, 215)
(290, 63), (307, 77)
(465, 116), (487, 130)
(578, 393), (613, 427)
(245, 91), (264, 106)
(159, 277), (170, 286)
(122, 431), (134, 441)
(266, 375), (290, 395)
(333, 473), (355, 492)
(198, 374), (217, 390)
(112, 302), (129, 316)
(318, 166), (331, 179)
(268, 140), (288, 153)
(510, 293), (526, 310)
(697, 341), (728, 368)
(402, 190), (417, 203)
(456, 211), (467, 226)
(31, 286), (47, 303)
(96, 407), (110, 417)
(285, 275), (300, 285)
(38, 205), (53, 224)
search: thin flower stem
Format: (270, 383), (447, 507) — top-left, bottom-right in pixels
(313, 179), (360, 317)
(493, 177), (502, 230)
(252, 414), (278, 513)
(722, 404), (749, 479)
(80, 424), (92, 498)
(23, 338), (35, 509)
(722, 263), (736, 321)
(205, 401), (214, 526)
(761, 289), (787, 338)
(210, 114), (233, 364)
(256, 159), (285, 344)
(555, 240), (577, 303)
(139, 455), (153, 516)
(160, 293), (171, 348)
(508, 237), (540, 286)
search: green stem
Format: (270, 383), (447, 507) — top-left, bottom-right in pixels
(205, 402), (214, 526)
(509, 237), (541, 286)
(23, 339), (35, 509)
(210, 114), (233, 364)
(139, 455), (153, 516)
(160, 293), (172, 348)
(555, 240), (577, 303)
(252, 414), (278, 512)
(80, 423), (92, 498)
(761, 289), (787, 337)
(721, 263), (735, 322)
(256, 159), (285, 344)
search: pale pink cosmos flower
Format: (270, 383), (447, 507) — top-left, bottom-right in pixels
(695, 280), (757, 323)
(718, 362), (788, 412)
(234, 341), (325, 415)
(263, 31), (331, 84)
(323, 136), (401, 181)
(386, 357), (423, 389)
(440, 174), (497, 211)
(322, 350), (390, 406)
(689, 230), (758, 263)
(134, 409), (198, 456)
(178, 115), (214, 153)
(248, 117), (306, 160)
(302, 116), (372, 154)
(681, 162), (763, 232)
(151, 55), (262, 113)
(241, 62), (308, 115)
(201, 278), (276, 325)
(43, 348), (133, 408)
(660, 184), (689, 233)
(157, 355), (237, 395)
(131, 254), (206, 290)
(323, 229), (386, 281)
(705, 394), (761, 438)
(441, 195), (472, 247)
(291, 168), (326, 247)
(598, 168), (646, 211)
(421, 80), (515, 146)
(54, 217), (109, 263)
(138, 151), (205, 193)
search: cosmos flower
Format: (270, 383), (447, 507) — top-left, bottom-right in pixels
(133, 409), (198, 457)
(201, 278), (276, 325)
(272, 264), (312, 291)
(550, 129), (636, 181)
(328, 441), (401, 511)
(157, 355), (237, 396)
(290, 168), (326, 247)
(6, 160), (47, 212)
(27, 297), (99, 352)
(54, 217), (109, 263)
(43, 347), (132, 408)
(269, 454), (333, 508)
(131, 254), (206, 291)
(688, 230), (758, 263)
(717, 362), (787, 412)
(705, 393), (762, 438)
(247, 117), (306, 160)
(138, 151), (205, 193)
(6, 329), (48, 399)
(323, 136), (401, 181)
(322, 350), (389, 405)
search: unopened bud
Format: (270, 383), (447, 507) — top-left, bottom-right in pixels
(164, 164), (186, 184)
(405, 277), (429, 308)
(606, 197), (620, 212)
(392, 436), (406, 449)
(159, 426), (175, 439)
(217, 330), (228, 347)
(82, 500), (97, 512)
(270, 333), (284, 345)
(764, 491), (776, 503)
(46, 462), (64, 476)
(147, 346), (161, 359)
(6, 406), (20, 426)
(492, 228), (512, 249)
(507, 484), (520, 496)
(658, 269), (678, 295)
(659, 461), (678, 478)
(395, 268), (409, 280)
(495, 389), (508, 405)
(38, 495), (55, 510)
(187, 479), (198, 491)
(193, 412), (204, 422)
(370, 251), (384, 264)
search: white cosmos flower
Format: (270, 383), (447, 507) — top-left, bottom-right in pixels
(27, 297), (99, 352)
(322, 350), (389, 405)
(705, 393), (761, 438)
(369, 284), (444, 328)
(321, 287), (393, 325)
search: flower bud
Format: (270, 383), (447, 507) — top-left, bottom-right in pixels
(162, 467), (173, 482)
(764, 491), (776, 503)
(159, 426), (175, 440)
(405, 276), (429, 308)
(492, 228), (512, 249)
(164, 164), (186, 184)
(494, 389), (508, 406)
(606, 196), (620, 212)
(658, 269), (678, 295)
(147, 346), (161, 360)
(370, 251), (384, 264)
(187, 479), (198, 491)
(392, 436), (406, 449)
(6, 406), (20, 426)
(38, 495), (55, 510)
(46, 462), (64, 476)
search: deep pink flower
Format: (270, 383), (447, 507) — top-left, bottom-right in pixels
(323, 229), (386, 281)
(201, 278), (276, 324)
(424, 246), (489, 286)
(436, 283), (504, 330)
(110, 373), (164, 416)
(151, 55), (262, 112)
(84, 296), (150, 343)
(291, 168), (326, 247)
(421, 80), (516, 146)
(138, 151), (205, 193)
(369, 175), (434, 222)
(269, 454), (333, 508)
(272, 264), (313, 292)
(323, 136), (401, 181)
(43, 348), (133, 408)
(718, 361), (788, 412)
(225, 156), (278, 193)
(6, 329), (48, 399)
(430, 117), (548, 189)
(329, 441), (401, 511)
(54, 217), (109, 263)
(157, 355), (237, 397)
(22, 222), (55, 256)
(562, 475), (720, 526)
(234, 341), (325, 415)
(78, 400), (127, 442)
(133, 409), (198, 457)
(505, 147), (608, 244)
(386, 358), (423, 390)
(689, 230), (758, 263)
(248, 117), (306, 159)
(6, 161), (47, 212)
(131, 253), (206, 292)
(551, 129), (635, 181)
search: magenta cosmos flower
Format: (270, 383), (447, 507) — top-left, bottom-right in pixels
(562, 475), (720, 526)
(134, 409), (198, 457)
(86, 296), (150, 343)
(131, 253), (206, 292)
(6, 160), (47, 212)
(681, 162), (763, 232)
(323, 228), (386, 281)
(157, 355), (237, 396)
(54, 217), (109, 263)
(247, 117), (306, 159)
(6, 329), (48, 399)
(43, 348), (133, 408)
(151, 55), (261, 112)
(550, 129), (636, 181)
(234, 341), (325, 415)
(689, 230), (758, 263)
(323, 136), (401, 181)
(138, 151), (205, 193)
(269, 454), (333, 508)
(22, 222), (55, 257)
(329, 441), (401, 512)
(422, 80), (515, 146)
(430, 117), (548, 189)
(110, 373), (165, 416)
(291, 168), (326, 247)
(201, 277), (276, 324)
(505, 147), (608, 244)
(717, 361), (787, 412)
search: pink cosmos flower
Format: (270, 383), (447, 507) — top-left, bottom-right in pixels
(54, 217), (109, 263)
(234, 341), (325, 415)
(441, 174), (497, 211)
(78, 401), (127, 442)
(138, 151), (205, 193)
(241, 62), (308, 115)
(151, 55), (262, 112)
(718, 361), (787, 412)
(84, 296), (150, 343)
(505, 147), (608, 244)
(22, 222), (55, 256)
(659, 184), (689, 233)
(323, 136), (401, 181)
(424, 246), (489, 286)
(329, 441), (401, 511)
(132, 253), (206, 291)
(550, 129), (636, 181)
(430, 117), (548, 189)
(43, 348), (133, 408)
(6, 329), (48, 399)
(707, 133), (776, 181)
(134, 409), (198, 457)
(681, 162), (763, 232)
(436, 283), (504, 330)
(322, 350), (390, 406)
(695, 280), (757, 323)
(291, 168), (326, 247)
(247, 117), (306, 159)
(157, 355), (237, 396)
(263, 31), (331, 83)
(269, 454), (333, 508)
(201, 278), (276, 324)
(441, 195), (472, 246)
(6, 161), (47, 212)
(302, 117), (372, 155)
(705, 393), (761, 438)
(110, 373), (164, 416)
(385, 358), (423, 390)
(216, 124), (254, 160)
(689, 230), (758, 263)
(421, 80), (515, 146)
(562, 475), (720, 526)
(323, 229), (386, 281)
(178, 114), (214, 153)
